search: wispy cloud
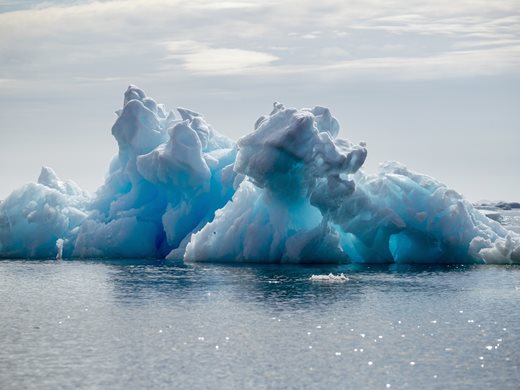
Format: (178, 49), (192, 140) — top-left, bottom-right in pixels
(0, 0), (519, 87)
(319, 45), (520, 80)
(163, 41), (278, 75)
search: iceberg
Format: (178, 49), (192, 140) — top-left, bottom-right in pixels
(1, 86), (519, 264)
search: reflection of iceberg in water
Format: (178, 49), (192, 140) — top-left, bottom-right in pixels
(1, 86), (519, 264)
(106, 263), (366, 309)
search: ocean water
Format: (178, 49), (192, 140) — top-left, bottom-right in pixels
(1, 260), (519, 389)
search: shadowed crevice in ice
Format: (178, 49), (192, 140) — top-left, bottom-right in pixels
(1, 86), (519, 264)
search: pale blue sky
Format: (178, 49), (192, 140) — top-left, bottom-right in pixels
(1, 0), (519, 201)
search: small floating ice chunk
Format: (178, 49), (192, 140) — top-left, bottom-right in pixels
(309, 273), (349, 282)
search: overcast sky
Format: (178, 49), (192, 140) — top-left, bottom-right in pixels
(0, 0), (519, 201)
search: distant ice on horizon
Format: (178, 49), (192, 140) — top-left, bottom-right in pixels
(1, 86), (519, 264)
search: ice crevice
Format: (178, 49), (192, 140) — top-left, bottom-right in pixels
(1, 85), (519, 265)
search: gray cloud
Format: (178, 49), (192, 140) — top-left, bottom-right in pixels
(1, 0), (519, 86)
(0, 0), (519, 200)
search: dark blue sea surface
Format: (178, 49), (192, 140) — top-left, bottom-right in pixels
(1, 260), (519, 389)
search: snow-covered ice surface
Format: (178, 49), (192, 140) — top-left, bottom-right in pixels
(1, 86), (519, 264)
